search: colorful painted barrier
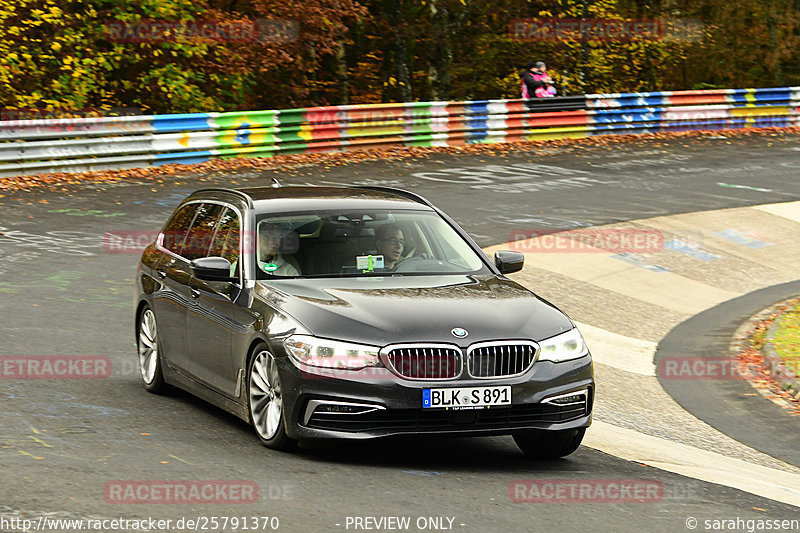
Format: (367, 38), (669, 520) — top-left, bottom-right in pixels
(0, 88), (797, 177)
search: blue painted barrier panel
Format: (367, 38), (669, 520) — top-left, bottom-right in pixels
(466, 102), (489, 115)
(152, 114), (213, 133)
(728, 88), (792, 105)
(465, 116), (489, 131)
(153, 150), (214, 166)
(591, 109), (662, 124)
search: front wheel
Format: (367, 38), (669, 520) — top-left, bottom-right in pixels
(137, 306), (167, 394)
(247, 346), (296, 451)
(513, 428), (586, 459)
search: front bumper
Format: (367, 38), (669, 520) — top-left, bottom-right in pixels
(277, 353), (594, 441)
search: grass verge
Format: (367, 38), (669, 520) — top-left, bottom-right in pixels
(774, 302), (800, 364)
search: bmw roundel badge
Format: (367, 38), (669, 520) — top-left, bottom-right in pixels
(451, 327), (468, 338)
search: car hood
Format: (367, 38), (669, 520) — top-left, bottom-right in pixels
(254, 275), (573, 346)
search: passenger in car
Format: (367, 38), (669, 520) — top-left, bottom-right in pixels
(258, 223), (301, 276)
(375, 224), (405, 270)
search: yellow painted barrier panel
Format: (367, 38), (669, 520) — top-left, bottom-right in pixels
(730, 106), (791, 117)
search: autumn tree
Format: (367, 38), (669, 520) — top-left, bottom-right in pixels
(2, 0), (800, 113)
(0, 0), (365, 113)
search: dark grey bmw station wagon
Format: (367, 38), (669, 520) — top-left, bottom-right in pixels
(135, 186), (594, 457)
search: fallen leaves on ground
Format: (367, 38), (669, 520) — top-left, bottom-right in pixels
(736, 297), (800, 414)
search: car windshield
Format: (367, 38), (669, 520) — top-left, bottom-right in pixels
(253, 209), (489, 278)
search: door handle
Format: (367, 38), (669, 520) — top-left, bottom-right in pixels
(190, 286), (201, 299)
(156, 269), (166, 279)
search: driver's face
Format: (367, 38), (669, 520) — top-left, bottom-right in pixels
(259, 229), (281, 258)
(377, 230), (404, 262)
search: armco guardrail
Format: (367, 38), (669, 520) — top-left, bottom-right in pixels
(1, 87), (798, 177)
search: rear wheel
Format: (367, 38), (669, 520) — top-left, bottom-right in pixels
(137, 306), (167, 394)
(247, 345), (296, 451)
(513, 428), (586, 459)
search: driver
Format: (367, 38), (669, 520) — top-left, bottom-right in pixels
(375, 224), (404, 270)
(258, 223), (300, 276)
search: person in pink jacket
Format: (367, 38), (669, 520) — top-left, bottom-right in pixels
(532, 61), (557, 98)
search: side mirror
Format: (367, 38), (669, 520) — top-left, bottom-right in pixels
(191, 257), (236, 282)
(494, 250), (524, 274)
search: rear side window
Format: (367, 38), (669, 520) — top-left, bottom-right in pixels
(209, 207), (241, 268)
(182, 203), (225, 260)
(161, 204), (198, 255)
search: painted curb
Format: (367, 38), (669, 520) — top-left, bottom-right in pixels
(655, 280), (800, 467)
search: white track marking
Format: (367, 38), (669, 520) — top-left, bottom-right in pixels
(754, 200), (800, 224)
(585, 421), (800, 508)
(574, 321), (657, 376)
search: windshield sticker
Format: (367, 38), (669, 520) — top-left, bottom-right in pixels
(356, 255), (384, 272)
(263, 263), (278, 272)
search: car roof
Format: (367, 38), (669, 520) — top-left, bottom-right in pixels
(192, 186), (435, 213)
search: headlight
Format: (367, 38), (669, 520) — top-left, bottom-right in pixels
(284, 335), (382, 370)
(538, 329), (588, 363)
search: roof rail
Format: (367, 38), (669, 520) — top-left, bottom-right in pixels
(191, 187), (254, 208)
(353, 186), (434, 208)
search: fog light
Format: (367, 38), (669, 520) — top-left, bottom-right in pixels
(542, 389), (588, 406)
(550, 394), (584, 405)
(317, 404), (369, 414)
(303, 400), (386, 425)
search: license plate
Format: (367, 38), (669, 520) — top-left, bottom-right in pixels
(422, 386), (511, 409)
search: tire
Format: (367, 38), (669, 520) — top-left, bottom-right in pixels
(137, 306), (168, 394)
(513, 428), (586, 459)
(247, 345), (296, 451)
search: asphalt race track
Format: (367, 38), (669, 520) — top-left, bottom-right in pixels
(2, 133), (800, 533)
